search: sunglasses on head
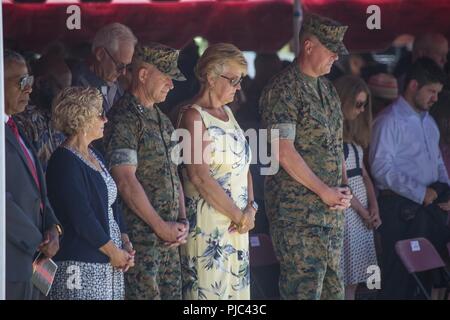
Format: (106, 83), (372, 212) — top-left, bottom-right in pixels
(355, 100), (367, 109)
(19, 74), (34, 91)
(220, 74), (243, 87)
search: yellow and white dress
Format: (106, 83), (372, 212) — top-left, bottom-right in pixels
(180, 104), (251, 300)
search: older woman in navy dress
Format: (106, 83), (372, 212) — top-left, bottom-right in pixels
(46, 87), (135, 300)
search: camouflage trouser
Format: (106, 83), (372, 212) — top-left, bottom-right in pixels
(125, 234), (181, 300)
(270, 221), (344, 300)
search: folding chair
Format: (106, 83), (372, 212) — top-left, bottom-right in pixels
(395, 237), (450, 300)
(249, 233), (279, 299)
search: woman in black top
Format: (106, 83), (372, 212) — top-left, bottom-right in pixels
(47, 87), (134, 300)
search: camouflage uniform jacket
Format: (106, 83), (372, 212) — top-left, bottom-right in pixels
(104, 92), (181, 240)
(14, 104), (65, 172)
(260, 59), (344, 228)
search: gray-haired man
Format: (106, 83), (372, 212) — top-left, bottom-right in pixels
(72, 22), (137, 113)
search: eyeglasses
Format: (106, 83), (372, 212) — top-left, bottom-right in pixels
(104, 48), (129, 73)
(220, 74), (243, 87)
(355, 100), (367, 109)
(18, 74), (34, 91)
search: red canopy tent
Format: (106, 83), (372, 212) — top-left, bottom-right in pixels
(3, 0), (450, 53)
(1, 0), (450, 301)
(4, 0), (293, 52)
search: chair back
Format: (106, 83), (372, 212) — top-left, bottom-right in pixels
(395, 237), (445, 273)
(249, 233), (278, 267)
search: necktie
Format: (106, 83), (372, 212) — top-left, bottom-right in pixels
(107, 84), (118, 109)
(7, 118), (41, 193)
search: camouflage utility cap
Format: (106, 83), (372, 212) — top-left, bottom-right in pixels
(134, 43), (186, 81)
(302, 13), (349, 55)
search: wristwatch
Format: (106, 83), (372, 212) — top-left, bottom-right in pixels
(249, 200), (258, 212)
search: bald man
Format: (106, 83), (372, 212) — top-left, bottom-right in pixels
(397, 33), (449, 91)
(413, 33), (449, 68)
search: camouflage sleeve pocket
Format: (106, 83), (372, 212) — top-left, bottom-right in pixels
(269, 123), (296, 141)
(109, 148), (138, 168)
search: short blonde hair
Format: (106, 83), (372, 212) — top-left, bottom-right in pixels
(52, 87), (103, 136)
(195, 43), (247, 85)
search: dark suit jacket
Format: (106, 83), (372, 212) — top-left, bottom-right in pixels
(5, 122), (60, 282)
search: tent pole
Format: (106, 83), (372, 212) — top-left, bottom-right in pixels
(293, 0), (303, 56)
(0, 0), (6, 300)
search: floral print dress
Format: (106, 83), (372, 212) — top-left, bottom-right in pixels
(180, 105), (251, 300)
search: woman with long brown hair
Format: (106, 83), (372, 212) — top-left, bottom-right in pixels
(334, 75), (381, 300)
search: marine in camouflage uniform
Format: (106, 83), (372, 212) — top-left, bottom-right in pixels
(104, 43), (187, 300)
(259, 14), (349, 300)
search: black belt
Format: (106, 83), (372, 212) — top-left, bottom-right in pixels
(347, 168), (363, 179)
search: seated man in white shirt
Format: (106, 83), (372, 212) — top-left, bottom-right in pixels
(370, 57), (450, 299)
